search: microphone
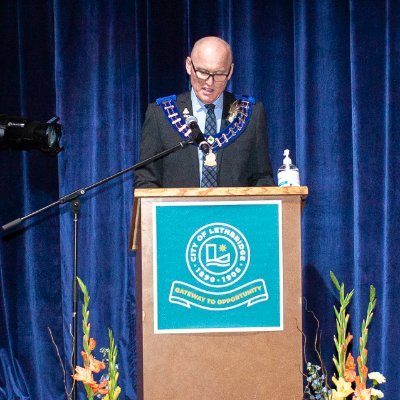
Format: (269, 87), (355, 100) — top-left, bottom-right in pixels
(186, 116), (209, 153)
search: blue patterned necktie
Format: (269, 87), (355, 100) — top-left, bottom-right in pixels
(201, 104), (218, 187)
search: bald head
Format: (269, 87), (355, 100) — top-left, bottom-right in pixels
(191, 37), (233, 65)
(186, 36), (234, 104)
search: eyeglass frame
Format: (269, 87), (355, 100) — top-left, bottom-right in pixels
(190, 60), (232, 83)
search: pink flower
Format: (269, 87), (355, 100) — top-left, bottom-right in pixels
(72, 366), (95, 385)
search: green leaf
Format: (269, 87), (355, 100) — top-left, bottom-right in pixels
(370, 285), (376, 302)
(330, 271), (341, 291)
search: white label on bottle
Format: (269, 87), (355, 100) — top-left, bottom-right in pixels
(278, 170), (300, 187)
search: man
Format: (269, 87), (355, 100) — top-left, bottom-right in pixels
(134, 36), (274, 188)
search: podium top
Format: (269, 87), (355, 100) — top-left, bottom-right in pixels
(130, 186), (308, 250)
(134, 186), (308, 199)
(131, 186), (308, 250)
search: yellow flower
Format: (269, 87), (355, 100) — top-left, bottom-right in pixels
(370, 388), (384, 398)
(332, 376), (354, 397)
(330, 389), (347, 400)
(368, 372), (386, 384)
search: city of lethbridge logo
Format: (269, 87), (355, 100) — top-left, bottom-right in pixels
(186, 223), (250, 288)
(169, 223), (269, 311)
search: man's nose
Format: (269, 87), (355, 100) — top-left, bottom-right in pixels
(205, 75), (215, 84)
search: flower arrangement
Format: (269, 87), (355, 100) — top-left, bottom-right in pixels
(226, 100), (240, 123)
(304, 272), (386, 400)
(72, 277), (121, 400)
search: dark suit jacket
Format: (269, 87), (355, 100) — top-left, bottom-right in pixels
(134, 91), (274, 188)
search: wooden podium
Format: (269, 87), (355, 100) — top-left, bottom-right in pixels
(131, 187), (308, 400)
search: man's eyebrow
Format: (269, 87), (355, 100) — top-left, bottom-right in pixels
(197, 67), (228, 74)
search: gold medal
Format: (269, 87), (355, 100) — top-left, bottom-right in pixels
(204, 150), (217, 167)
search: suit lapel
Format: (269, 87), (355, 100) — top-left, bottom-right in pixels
(217, 92), (236, 165)
(177, 92), (200, 186)
(177, 91), (193, 115)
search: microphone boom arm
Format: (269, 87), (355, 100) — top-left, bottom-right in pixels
(2, 137), (192, 231)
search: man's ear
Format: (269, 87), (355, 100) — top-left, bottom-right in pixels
(227, 63), (234, 80)
(185, 57), (192, 75)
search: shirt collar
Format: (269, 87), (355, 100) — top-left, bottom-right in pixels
(191, 89), (224, 113)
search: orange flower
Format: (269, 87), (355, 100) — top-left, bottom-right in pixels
(81, 350), (89, 362)
(344, 368), (356, 382)
(354, 376), (366, 391)
(89, 337), (96, 350)
(345, 353), (356, 369)
(90, 379), (108, 395)
(345, 333), (353, 346)
(343, 353), (356, 382)
(356, 356), (368, 382)
(89, 356), (106, 373)
(80, 351), (106, 373)
(360, 365), (368, 381)
(353, 387), (371, 400)
(72, 366), (95, 385)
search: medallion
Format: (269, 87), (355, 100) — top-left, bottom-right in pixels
(204, 150), (217, 167)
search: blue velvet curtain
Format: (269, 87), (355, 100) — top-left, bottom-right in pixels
(1, 1), (399, 399)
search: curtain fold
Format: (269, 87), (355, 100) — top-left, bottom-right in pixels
(1, 1), (399, 398)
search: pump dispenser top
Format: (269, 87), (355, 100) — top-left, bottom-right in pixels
(283, 149), (292, 166)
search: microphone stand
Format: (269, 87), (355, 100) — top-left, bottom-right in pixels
(2, 138), (192, 400)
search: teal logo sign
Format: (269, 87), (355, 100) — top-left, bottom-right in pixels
(154, 201), (282, 333)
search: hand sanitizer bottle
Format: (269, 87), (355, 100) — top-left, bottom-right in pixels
(277, 149), (300, 187)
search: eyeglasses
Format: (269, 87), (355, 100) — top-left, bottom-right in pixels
(190, 60), (231, 83)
